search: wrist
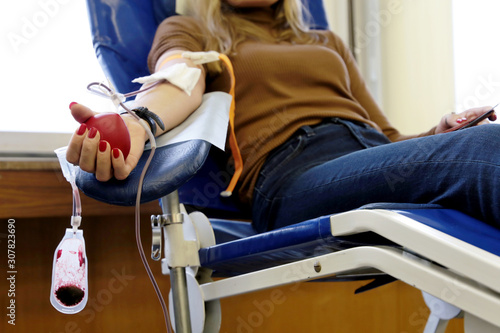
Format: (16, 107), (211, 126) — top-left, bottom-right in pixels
(120, 113), (149, 142)
(121, 107), (165, 137)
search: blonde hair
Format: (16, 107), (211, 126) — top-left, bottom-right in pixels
(185, 0), (326, 73)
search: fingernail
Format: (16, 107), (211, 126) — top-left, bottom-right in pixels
(69, 102), (78, 109)
(88, 127), (98, 139)
(77, 123), (87, 136)
(457, 118), (463, 123)
(99, 140), (107, 152)
(112, 148), (120, 159)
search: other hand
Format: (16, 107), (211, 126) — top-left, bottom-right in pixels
(435, 106), (497, 134)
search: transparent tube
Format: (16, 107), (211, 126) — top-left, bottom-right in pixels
(119, 100), (172, 333)
(54, 147), (82, 230)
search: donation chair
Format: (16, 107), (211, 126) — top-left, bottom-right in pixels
(77, 0), (500, 332)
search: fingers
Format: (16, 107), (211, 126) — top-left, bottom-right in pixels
(67, 126), (117, 181)
(70, 102), (96, 123)
(464, 105), (497, 124)
(79, 127), (101, 173)
(66, 123), (88, 165)
(96, 140), (113, 181)
(447, 114), (467, 127)
(111, 148), (130, 180)
(67, 102), (98, 166)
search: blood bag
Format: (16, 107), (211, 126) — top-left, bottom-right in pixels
(50, 229), (88, 314)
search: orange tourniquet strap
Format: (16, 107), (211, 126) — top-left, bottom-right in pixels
(156, 52), (242, 197)
(218, 54), (242, 197)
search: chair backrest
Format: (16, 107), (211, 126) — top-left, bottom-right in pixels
(86, 0), (329, 94)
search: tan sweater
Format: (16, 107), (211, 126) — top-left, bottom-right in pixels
(148, 8), (435, 205)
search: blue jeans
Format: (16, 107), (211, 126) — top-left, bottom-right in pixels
(252, 118), (500, 232)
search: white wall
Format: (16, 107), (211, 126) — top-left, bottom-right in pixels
(323, 0), (350, 45)
(453, 0), (500, 114)
(377, 0), (455, 135)
(325, 0), (455, 136)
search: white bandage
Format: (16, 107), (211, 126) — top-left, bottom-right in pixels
(182, 51), (220, 65)
(132, 63), (202, 96)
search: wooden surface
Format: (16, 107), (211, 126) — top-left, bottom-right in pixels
(0, 167), (465, 332)
(0, 168), (160, 219)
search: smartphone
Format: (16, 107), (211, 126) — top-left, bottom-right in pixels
(444, 105), (497, 133)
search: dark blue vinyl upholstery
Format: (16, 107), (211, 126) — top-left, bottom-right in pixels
(76, 140), (211, 205)
(203, 204), (500, 276)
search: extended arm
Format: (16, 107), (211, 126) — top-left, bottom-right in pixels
(66, 49), (206, 181)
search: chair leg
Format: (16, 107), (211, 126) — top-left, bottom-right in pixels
(161, 192), (193, 333)
(170, 267), (193, 333)
(422, 292), (462, 333)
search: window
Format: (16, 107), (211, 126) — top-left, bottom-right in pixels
(1, 0), (110, 157)
(452, 0), (500, 113)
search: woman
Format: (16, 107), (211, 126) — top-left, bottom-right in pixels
(67, 0), (499, 232)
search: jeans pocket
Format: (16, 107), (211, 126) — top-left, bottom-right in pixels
(256, 134), (306, 191)
(338, 119), (391, 148)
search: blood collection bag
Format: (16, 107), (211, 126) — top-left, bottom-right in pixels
(50, 228), (88, 314)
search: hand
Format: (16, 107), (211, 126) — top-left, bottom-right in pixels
(66, 103), (147, 181)
(435, 106), (497, 134)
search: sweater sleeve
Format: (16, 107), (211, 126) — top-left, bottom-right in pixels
(147, 16), (206, 73)
(325, 31), (436, 141)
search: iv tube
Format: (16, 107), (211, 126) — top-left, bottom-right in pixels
(55, 147), (82, 231)
(86, 81), (172, 333)
(120, 99), (173, 333)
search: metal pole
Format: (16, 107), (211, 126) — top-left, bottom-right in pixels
(161, 191), (192, 333)
(170, 267), (192, 333)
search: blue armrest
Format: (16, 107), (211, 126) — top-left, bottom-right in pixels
(76, 140), (211, 205)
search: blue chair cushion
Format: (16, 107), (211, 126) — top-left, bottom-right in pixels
(203, 204), (500, 276)
(76, 140), (211, 205)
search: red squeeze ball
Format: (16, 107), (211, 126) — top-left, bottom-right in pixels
(84, 113), (131, 159)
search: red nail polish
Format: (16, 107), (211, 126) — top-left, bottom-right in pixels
(88, 127), (98, 139)
(99, 140), (107, 152)
(69, 102), (78, 109)
(77, 123), (87, 136)
(112, 148), (120, 159)
(457, 119), (463, 123)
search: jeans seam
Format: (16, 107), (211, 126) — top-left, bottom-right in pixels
(256, 135), (306, 190)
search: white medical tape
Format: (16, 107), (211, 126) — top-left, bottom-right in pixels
(132, 63), (202, 96)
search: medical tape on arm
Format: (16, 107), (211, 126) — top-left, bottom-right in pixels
(142, 51), (242, 197)
(132, 63), (201, 96)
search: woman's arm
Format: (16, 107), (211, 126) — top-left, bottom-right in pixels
(66, 49), (206, 181)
